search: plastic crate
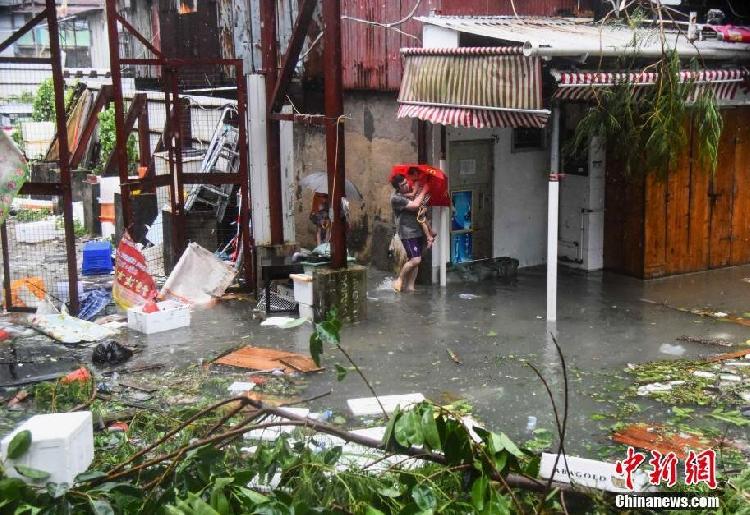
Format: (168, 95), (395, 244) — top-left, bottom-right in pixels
(0, 411), (94, 485)
(82, 240), (113, 275)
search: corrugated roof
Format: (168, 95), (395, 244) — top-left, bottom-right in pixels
(418, 16), (750, 60)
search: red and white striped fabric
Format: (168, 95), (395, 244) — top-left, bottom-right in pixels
(396, 104), (549, 129)
(397, 47), (546, 128)
(554, 68), (748, 102)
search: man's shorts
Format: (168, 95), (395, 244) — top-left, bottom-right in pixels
(402, 237), (423, 259)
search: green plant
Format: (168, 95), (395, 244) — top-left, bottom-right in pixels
(568, 51), (723, 180)
(14, 208), (50, 222)
(31, 79), (56, 122)
(97, 104), (138, 174)
(10, 124), (25, 152)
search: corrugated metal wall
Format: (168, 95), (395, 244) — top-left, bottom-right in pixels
(121, 0), (592, 89)
(341, 0), (594, 90)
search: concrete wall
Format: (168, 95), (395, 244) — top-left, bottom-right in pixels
(446, 126), (550, 268)
(292, 92), (419, 259)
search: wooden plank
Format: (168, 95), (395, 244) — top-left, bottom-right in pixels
(731, 107), (750, 265)
(643, 173), (667, 278)
(686, 118), (711, 271)
(708, 109), (737, 268)
(604, 158), (645, 277)
(212, 345), (319, 374)
(665, 138), (691, 274)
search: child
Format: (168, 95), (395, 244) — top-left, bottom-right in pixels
(407, 167), (437, 248)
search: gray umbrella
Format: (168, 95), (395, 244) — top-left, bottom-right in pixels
(300, 171), (363, 202)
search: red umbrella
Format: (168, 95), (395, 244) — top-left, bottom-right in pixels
(389, 163), (449, 207)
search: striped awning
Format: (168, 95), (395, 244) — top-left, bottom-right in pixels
(553, 69), (748, 102)
(397, 47), (550, 129)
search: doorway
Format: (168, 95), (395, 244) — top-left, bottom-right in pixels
(448, 140), (494, 262)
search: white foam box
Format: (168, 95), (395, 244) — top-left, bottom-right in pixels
(290, 273), (313, 305)
(127, 300), (190, 334)
(0, 411), (93, 485)
(298, 303), (314, 320)
(347, 393), (426, 417)
(14, 219), (61, 243)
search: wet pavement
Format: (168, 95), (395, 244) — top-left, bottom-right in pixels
(3, 263), (750, 457)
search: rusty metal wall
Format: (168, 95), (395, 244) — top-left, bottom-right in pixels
(341, 0), (594, 91)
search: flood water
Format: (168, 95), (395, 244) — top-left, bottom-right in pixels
(3, 264), (750, 457)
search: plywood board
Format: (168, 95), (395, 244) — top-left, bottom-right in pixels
(214, 346), (321, 374)
(731, 107), (750, 264)
(708, 109), (737, 269)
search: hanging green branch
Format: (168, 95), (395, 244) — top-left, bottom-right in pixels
(567, 51), (723, 180)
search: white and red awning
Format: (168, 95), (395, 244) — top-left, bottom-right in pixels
(397, 47), (550, 129)
(553, 68), (749, 102)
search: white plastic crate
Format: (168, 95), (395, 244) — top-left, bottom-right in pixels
(127, 300), (190, 334)
(290, 273), (313, 305)
(0, 411), (93, 485)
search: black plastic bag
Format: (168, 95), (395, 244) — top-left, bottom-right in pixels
(92, 340), (133, 365)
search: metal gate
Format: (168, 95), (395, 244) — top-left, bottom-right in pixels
(105, 0), (253, 288)
(0, 0), (81, 314)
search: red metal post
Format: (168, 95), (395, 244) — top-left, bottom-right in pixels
(269, 0), (317, 113)
(260, 0), (284, 245)
(104, 0), (133, 232)
(47, 0), (80, 314)
(323, 0), (346, 268)
(236, 62), (255, 289)
(170, 69), (187, 259)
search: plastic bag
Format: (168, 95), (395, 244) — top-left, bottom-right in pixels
(92, 340), (133, 365)
(161, 242), (236, 305)
(0, 131), (28, 225)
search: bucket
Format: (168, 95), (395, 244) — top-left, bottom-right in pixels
(100, 202), (115, 220)
(101, 221), (115, 240)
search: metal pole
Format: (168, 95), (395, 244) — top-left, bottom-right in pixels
(47, 0), (80, 315)
(323, 0), (346, 269)
(547, 106), (561, 322)
(104, 0), (132, 230)
(439, 125), (447, 287)
(260, 0), (284, 245)
(236, 61), (255, 289)
(170, 69), (187, 258)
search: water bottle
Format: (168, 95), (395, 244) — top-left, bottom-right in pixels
(526, 416), (537, 433)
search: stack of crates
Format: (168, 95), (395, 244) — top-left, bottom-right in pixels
(82, 240), (113, 275)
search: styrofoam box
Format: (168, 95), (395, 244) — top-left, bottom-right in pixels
(15, 219), (62, 243)
(127, 300), (190, 334)
(298, 303), (314, 320)
(290, 273), (313, 305)
(0, 411), (93, 485)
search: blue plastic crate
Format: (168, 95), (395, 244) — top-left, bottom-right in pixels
(82, 240), (113, 275)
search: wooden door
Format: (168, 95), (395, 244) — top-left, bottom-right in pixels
(708, 109), (737, 269)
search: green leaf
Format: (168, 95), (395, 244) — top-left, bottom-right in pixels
(14, 465), (50, 481)
(46, 482), (69, 498)
(335, 364), (348, 382)
(492, 432), (523, 458)
(309, 333), (323, 367)
(471, 476), (488, 511)
(318, 320), (340, 344)
(376, 486), (403, 498)
(411, 484), (436, 511)
(486, 330), (497, 337)
(383, 406), (402, 449)
(421, 406), (441, 451)
(6, 431), (31, 460)
(323, 446), (342, 465)
(90, 499), (115, 515)
(366, 507), (386, 515)
(524, 455), (541, 478)
(75, 470), (108, 483)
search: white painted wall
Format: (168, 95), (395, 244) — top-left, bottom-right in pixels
(558, 136), (605, 271)
(423, 25), (460, 48)
(447, 126), (550, 268)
